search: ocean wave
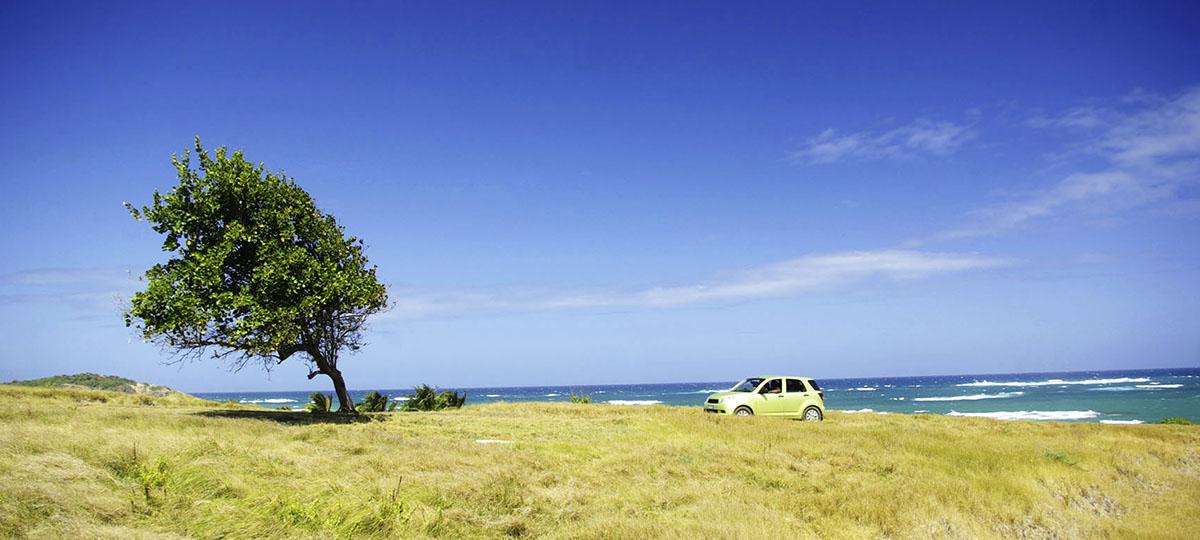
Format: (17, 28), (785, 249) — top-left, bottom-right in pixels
(1100, 419), (1144, 425)
(544, 393), (561, 397)
(850, 387), (877, 391)
(391, 397), (409, 401)
(239, 398), (298, 404)
(840, 408), (888, 414)
(676, 389), (723, 394)
(485, 394), (502, 397)
(1089, 386), (1138, 392)
(914, 392), (1024, 402)
(913, 410), (929, 413)
(606, 400), (662, 406)
(890, 397), (906, 401)
(956, 377), (1150, 388)
(946, 410), (1100, 421)
(1136, 384), (1182, 389)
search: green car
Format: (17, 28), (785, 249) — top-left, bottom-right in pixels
(703, 376), (826, 420)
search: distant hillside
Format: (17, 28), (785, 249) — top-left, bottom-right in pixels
(8, 373), (180, 397)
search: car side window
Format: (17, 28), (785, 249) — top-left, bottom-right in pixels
(786, 379), (806, 393)
(759, 378), (782, 394)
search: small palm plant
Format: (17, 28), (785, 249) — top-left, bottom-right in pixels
(305, 392), (332, 413)
(357, 391), (390, 412)
(569, 392), (592, 404)
(403, 384), (439, 411)
(437, 389), (467, 409)
(402, 384), (467, 411)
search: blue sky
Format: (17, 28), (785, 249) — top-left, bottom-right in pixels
(1, 2), (1198, 392)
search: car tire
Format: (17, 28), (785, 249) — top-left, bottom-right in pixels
(803, 406), (823, 422)
(734, 406), (753, 417)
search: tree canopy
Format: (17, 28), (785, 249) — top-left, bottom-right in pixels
(125, 139), (388, 412)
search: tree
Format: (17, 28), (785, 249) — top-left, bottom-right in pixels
(124, 139), (388, 413)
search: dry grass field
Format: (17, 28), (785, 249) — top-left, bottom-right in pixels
(1, 384), (1198, 539)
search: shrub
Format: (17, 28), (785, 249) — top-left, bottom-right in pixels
(305, 392), (332, 413)
(569, 392), (592, 404)
(402, 384), (467, 411)
(438, 389), (467, 409)
(358, 391), (390, 413)
(1159, 417), (1194, 425)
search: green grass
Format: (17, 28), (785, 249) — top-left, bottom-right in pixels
(1, 384), (1197, 539)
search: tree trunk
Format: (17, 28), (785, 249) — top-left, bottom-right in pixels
(326, 368), (356, 414)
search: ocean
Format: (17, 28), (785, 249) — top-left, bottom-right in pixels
(194, 367), (1200, 424)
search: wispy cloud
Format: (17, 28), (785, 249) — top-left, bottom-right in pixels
(384, 250), (1012, 319)
(790, 118), (974, 165)
(0, 267), (139, 314)
(937, 86), (1200, 241)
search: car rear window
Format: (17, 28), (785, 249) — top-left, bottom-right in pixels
(807, 379), (821, 391)
(786, 379), (806, 392)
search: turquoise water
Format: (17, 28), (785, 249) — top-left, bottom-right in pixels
(195, 367), (1200, 423)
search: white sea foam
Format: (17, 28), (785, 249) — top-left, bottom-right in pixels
(1089, 386), (1138, 392)
(946, 410), (1100, 421)
(239, 398), (298, 404)
(544, 393), (561, 397)
(956, 377), (1150, 388)
(606, 400), (662, 406)
(1100, 420), (1145, 425)
(913, 410), (929, 413)
(485, 394), (502, 397)
(391, 397), (409, 401)
(676, 389), (722, 394)
(840, 408), (888, 414)
(890, 397), (906, 401)
(914, 392), (1024, 402)
(851, 387), (878, 391)
(1136, 384), (1182, 389)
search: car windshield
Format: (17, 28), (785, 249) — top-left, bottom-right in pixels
(731, 378), (764, 392)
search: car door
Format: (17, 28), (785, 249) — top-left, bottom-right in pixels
(781, 378), (809, 415)
(756, 378), (788, 415)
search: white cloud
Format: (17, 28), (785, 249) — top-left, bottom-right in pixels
(938, 86), (1200, 240)
(0, 267), (138, 314)
(384, 250), (1012, 319)
(1025, 106), (1110, 130)
(790, 118), (974, 165)
(1102, 89), (1200, 166)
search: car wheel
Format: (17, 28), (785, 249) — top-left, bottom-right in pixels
(803, 406), (823, 422)
(734, 406), (753, 417)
